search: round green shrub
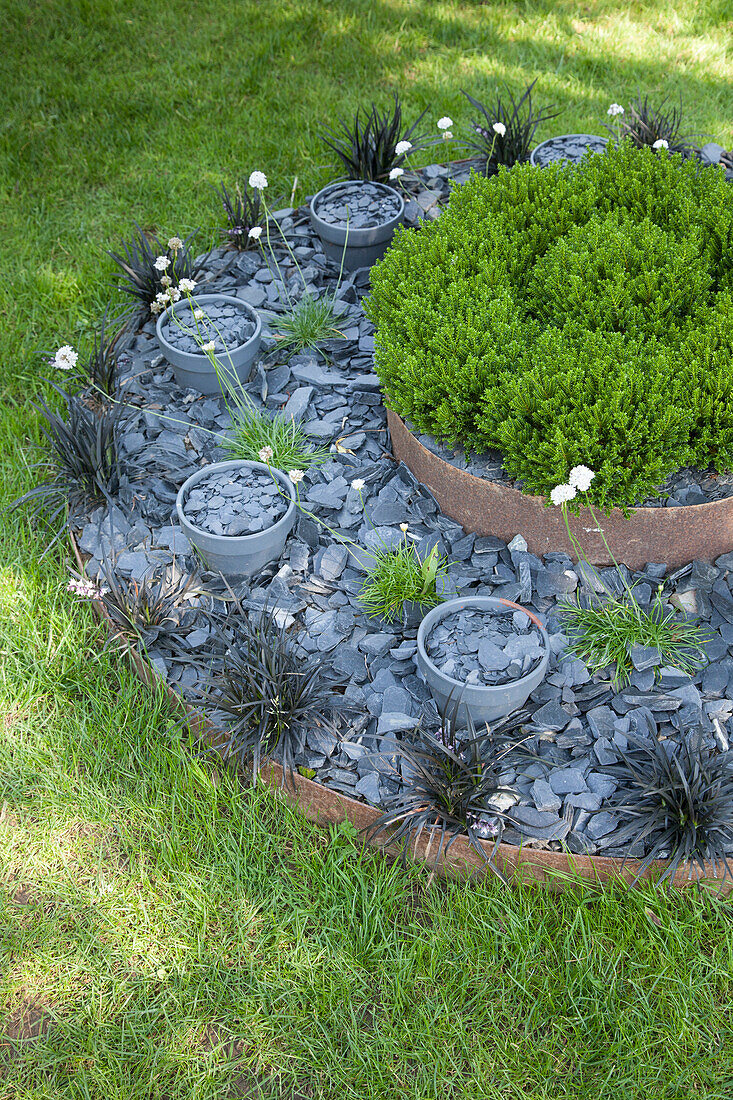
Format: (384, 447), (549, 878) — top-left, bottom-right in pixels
(365, 142), (733, 508)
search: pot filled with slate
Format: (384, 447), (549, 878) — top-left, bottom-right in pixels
(530, 133), (608, 167)
(176, 460), (296, 577)
(309, 180), (405, 271)
(156, 293), (261, 396)
(417, 596), (550, 728)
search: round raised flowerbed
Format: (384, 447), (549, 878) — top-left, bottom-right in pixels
(176, 460), (296, 577)
(156, 293), (261, 395)
(388, 410), (733, 569)
(530, 133), (609, 166)
(309, 180), (405, 271)
(60, 168), (733, 895)
(416, 596), (549, 728)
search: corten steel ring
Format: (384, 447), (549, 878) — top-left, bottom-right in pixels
(387, 410), (733, 570)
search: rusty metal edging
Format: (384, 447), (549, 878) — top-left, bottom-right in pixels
(388, 410), (733, 570)
(69, 529), (730, 894)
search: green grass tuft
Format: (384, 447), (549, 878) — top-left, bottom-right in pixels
(562, 587), (708, 686)
(221, 399), (329, 471)
(359, 541), (448, 621)
(274, 292), (345, 356)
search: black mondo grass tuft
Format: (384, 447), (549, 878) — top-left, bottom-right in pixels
(606, 94), (700, 157)
(91, 564), (205, 651)
(320, 93), (434, 183)
(214, 180), (264, 250)
(77, 305), (126, 398)
(366, 706), (532, 874)
(598, 716), (733, 886)
(107, 223), (208, 317)
(13, 386), (124, 545)
(200, 607), (346, 783)
(462, 80), (561, 175)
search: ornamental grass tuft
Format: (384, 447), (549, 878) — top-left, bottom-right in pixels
(597, 716), (733, 885)
(107, 224), (207, 318)
(80, 564), (205, 651)
(359, 541), (448, 622)
(274, 292), (345, 357)
(605, 93), (699, 157)
(220, 393), (329, 471)
(562, 586), (708, 687)
(462, 79), (560, 175)
(320, 93), (433, 183)
(366, 706), (531, 870)
(214, 179), (264, 249)
(198, 607), (344, 782)
(13, 386), (124, 546)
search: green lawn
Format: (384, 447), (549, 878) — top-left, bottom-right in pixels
(1, 1), (733, 1096)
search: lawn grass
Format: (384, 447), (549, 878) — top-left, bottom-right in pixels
(1, 0), (733, 1095)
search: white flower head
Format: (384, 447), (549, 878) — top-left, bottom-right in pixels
(202, 340), (216, 353)
(442, 130), (453, 140)
(160, 274), (172, 289)
(154, 255), (171, 272)
(259, 446), (274, 463)
(167, 236), (183, 252)
(193, 308), (204, 321)
(248, 171), (268, 190)
(568, 465), (596, 492)
(607, 103), (625, 117)
(289, 469), (304, 484)
(652, 138), (669, 150)
(67, 577), (105, 600)
(550, 483), (578, 507)
(155, 290), (171, 306)
(389, 167), (404, 180)
(178, 278), (197, 293)
(351, 478), (365, 491)
(150, 301), (163, 315)
(395, 140), (412, 156)
(437, 116), (453, 130)
(248, 226), (263, 240)
(168, 286), (181, 303)
(399, 522), (409, 532)
(492, 122), (506, 137)
(52, 345), (78, 371)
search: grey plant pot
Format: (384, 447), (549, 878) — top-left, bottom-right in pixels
(416, 596), (549, 729)
(156, 293), (261, 396)
(309, 181), (405, 271)
(176, 460), (296, 578)
(530, 134), (609, 168)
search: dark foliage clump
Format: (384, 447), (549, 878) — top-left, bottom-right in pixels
(200, 607), (345, 781)
(462, 80), (560, 175)
(13, 386), (123, 543)
(320, 93), (433, 183)
(366, 142), (733, 509)
(107, 224), (207, 317)
(215, 181), (263, 250)
(92, 564), (204, 650)
(75, 306), (124, 397)
(366, 707), (530, 871)
(606, 94), (699, 157)
(598, 717), (733, 885)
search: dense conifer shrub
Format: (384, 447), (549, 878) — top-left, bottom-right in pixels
(366, 142), (733, 508)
